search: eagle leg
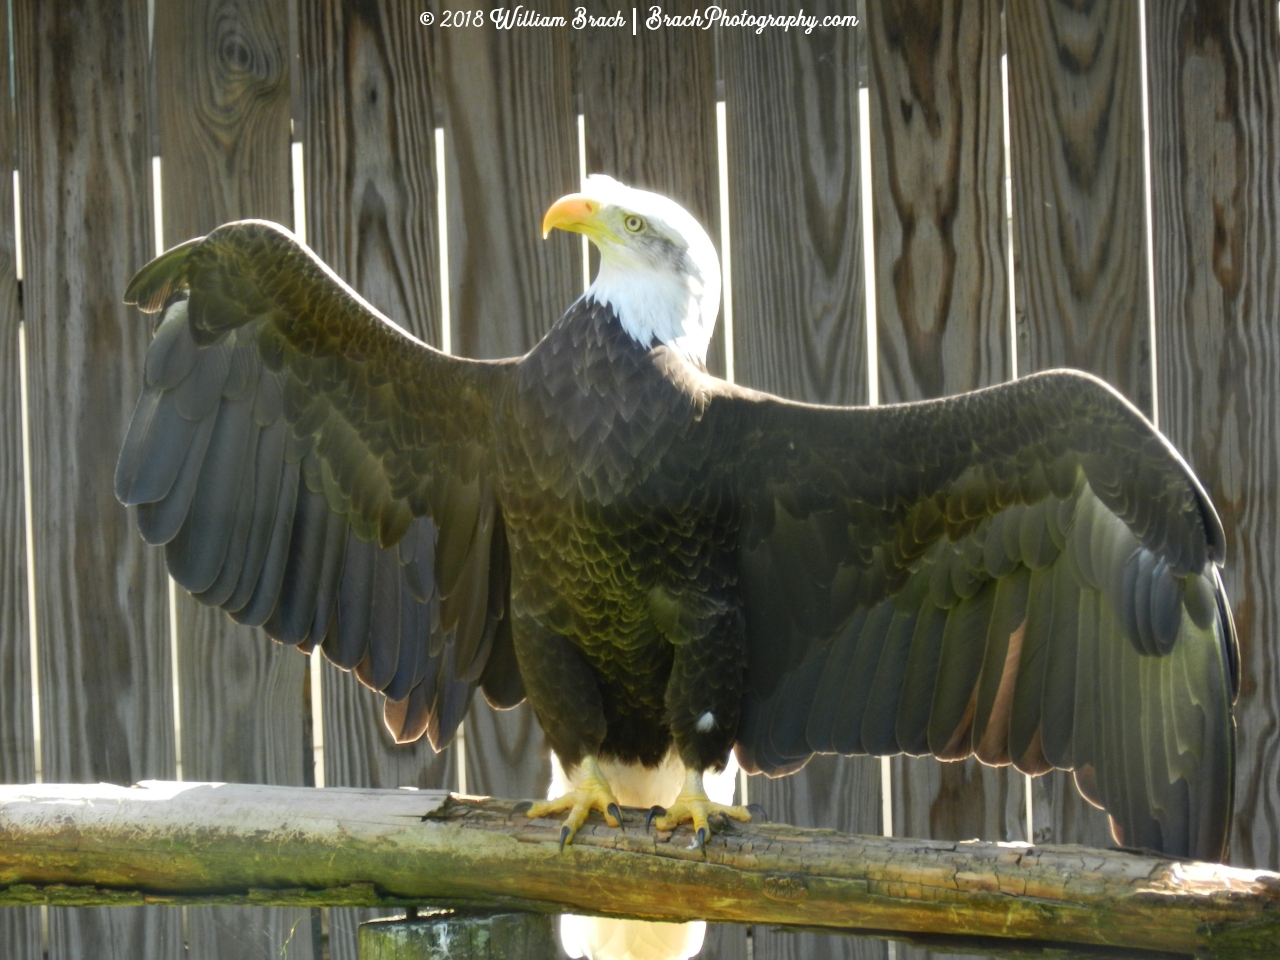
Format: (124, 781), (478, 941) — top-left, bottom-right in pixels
(650, 767), (751, 852)
(521, 754), (622, 848)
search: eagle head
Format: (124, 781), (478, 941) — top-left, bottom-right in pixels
(543, 175), (721, 367)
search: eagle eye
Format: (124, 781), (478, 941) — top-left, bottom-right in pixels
(623, 214), (646, 234)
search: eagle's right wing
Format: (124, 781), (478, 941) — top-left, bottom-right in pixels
(117, 220), (522, 749)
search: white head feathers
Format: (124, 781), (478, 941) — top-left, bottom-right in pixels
(573, 175), (722, 366)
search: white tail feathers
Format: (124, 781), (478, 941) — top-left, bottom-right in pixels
(560, 916), (706, 960)
(549, 751), (739, 960)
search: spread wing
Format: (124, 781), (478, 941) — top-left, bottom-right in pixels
(714, 370), (1237, 861)
(117, 220), (523, 749)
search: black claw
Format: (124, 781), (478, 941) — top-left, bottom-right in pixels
(512, 800), (533, 815)
(607, 803), (623, 826)
(559, 825), (571, 852)
(646, 805), (666, 830)
(696, 826), (707, 853)
(746, 803), (769, 823)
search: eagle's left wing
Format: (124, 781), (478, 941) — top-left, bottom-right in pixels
(706, 369), (1236, 861)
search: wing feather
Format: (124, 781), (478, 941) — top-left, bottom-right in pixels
(860, 605), (922, 756)
(306, 507), (349, 647)
(118, 391), (198, 505)
(329, 527), (375, 670)
(894, 602), (948, 756)
(119, 220), (518, 750)
(830, 600), (895, 755)
(166, 393), (256, 593)
(1008, 564), (1054, 770)
(236, 457), (300, 628)
(226, 417), (288, 613)
(266, 474), (332, 645)
(355, 543), (403, 691)
(928, 579), (996, 758)
(134, 410), (218, 546)
(711, 369), (1235, 860)
(193, 418), (261, 608)
(804, 608), (868, 750)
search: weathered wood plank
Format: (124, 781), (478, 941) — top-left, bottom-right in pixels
(0, 0), (37, 947)
(318, 664), (454, 960)
(891, 758), (1027, 846)
(723, 3), (867, 406)
(298, 0), (441, 346)
(14, 0), (174, 802)
(1006, 0), (1152, 411)
(155, 0), (295, 241)
(152, 1), (312, 956)
(864, 6), (1024, 926)
(578, 0), (725, 376)
(319, 664), (457, 793)
(893, 770), (1025, 960)
(295, 6), (450, 953)
(0, 0), (31, 796)
(1002, 0), (1147, 397)
(868, 0), (1009, 402)
(0, 0), (38, 953)
(436, 0), (577, 806)
(439, 0), (579, 361)
(721, 7), (878, 958)
(751, 758), (884, 960)
(700, 922), (751, 960)
(11, 0), (179, 956)
(464, 700), (550, 800)
(1144, 0), (1280, 872)
(1005, 0), (1146, 851)
(4, 782), (1280, 956)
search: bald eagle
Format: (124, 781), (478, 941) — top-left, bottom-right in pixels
(117, 177), (1236, 878)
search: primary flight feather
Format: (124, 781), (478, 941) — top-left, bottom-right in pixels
(118, 177), (1237, 885)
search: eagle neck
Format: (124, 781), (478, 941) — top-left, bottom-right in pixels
(584, 257), (719, 368)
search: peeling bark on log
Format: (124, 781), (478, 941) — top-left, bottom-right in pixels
(0, 782), (1277, 956)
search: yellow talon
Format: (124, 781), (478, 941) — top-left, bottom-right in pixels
(649, 768), (752, 851)
(521, 755), (622, 848)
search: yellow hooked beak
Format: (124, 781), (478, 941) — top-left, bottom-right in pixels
(542, 193), (604, 240)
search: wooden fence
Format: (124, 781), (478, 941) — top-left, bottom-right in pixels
(0, 1), (1276, 959)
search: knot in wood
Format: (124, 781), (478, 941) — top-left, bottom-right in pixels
(763, 875), (808, 903)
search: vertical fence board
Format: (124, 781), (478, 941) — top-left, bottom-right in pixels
(865, 0), (1024, 908)
(723, 7), (879, 959)
(1006, 0), (1148, 850)
(440, 1), (578, 362)
(12, 0), (179, 956)
(723, 8), (867, 404)
(579, 0), (725, 378)
(1146, 0), (1280, 871)
(869, 0), (1008, 402)
(315, 660), (456, 960)
(152, 1), (314, 956)
(1006, 0), (1152, 412)
(437, 0), (576, 803)
(299, 0), (441, 347)
(465, 696), (553, 800)
(0, 0), (38, 951)
(297, 4), (451, 955)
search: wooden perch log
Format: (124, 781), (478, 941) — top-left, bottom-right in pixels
(1, 782), (1278, 957)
